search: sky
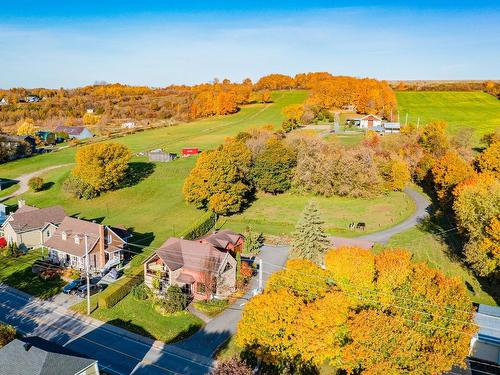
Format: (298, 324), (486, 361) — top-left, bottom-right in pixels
(1, 1), (499, 88)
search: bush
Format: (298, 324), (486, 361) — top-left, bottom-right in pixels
(181, 211), (218, 240)
(28, 176), (44, 192)
(194, 299), (229, 317)
(131, 283), (150, 301)
(0, 324), (16, 348)
(98, 265), (144, 308)
(63, 175), (99, 199)
(155, 286), (188, 314)
(210, 357), (252, 375)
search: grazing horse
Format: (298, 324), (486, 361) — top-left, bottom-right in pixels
(348, 222), (355, 230)
(356, 222), (366, 231)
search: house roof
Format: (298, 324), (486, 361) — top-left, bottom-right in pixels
(155, 237), (226, 273)
(0, 337), (97, 375)
(5, 206), (66, 233)
(360, 114), (382, 121)
(199, 229), (244, 250)
(329, 236), (375, 250)
(54, 126), (89, 136)
(384, 122), (401, 129)
(471, 304), (500, 365)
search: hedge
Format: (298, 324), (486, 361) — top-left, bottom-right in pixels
(181, 211), (218, 240)
(98, 264), (144, 309)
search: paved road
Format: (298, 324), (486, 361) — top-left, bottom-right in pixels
(0, 164), (72, 203)
(358, 187), (431, 244)
(0, 246), (290, 374)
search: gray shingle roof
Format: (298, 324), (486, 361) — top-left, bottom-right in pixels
(0, 337), (97, 375)
(6, 206), (66, 233)
(199, 229), (244, 250)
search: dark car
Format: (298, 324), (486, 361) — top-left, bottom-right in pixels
(76, 283), (102, 298)
(62, 279), (84, 294)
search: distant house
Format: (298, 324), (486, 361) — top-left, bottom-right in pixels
(54, 125), (94, 140)
(36, 131), (56, 145)
(182, 147), (199, 156)
(1, 201), (66, 249)
(469, 304), (500, 374)
(86, 108), (94, 114)
(121, 121), (136, 129)
(0, 134), (35, 162)
(44, 217), (131, 273)
(25, 95), (42, 103)
(148, 149), (177, 163)
(383, 122), (401, 133)
(359, 114), (382, 128)
(0, 336), (99, 375)
(143, 237), (237, 300)
(0, 98), (8, 106)
(342, 104), (357, 112)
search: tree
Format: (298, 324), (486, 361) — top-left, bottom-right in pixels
(82, 112), (100, 125)
(380, 158), (411, 191)
(183, 139), (252, 215)
(420, 121), (450, 158)
(431, 151), (474, 207)
(463, 216), (500, 278)
(252, 138), (296, 194)
(281, 118), (299, 133)
(282, 104), (304, 123)
(290, 201), (329, 263)
(0, 323), (16, 348)
(210, 358), (252, 375)
(243, 226), (264, 254)
(72, 142), (131, 194)
(16, 118), (37, 136)
(28, 176), (44, 192)
(476, 140), (500, 178)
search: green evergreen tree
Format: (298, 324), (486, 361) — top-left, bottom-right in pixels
(291, 201), (329, 263)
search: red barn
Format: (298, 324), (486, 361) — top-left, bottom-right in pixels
(182, 147), (199, 156)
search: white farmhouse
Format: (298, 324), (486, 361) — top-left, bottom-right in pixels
(359, 114), (382, 128)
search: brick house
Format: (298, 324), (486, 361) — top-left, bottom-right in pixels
(44, 217), (131, 273)
(143, 237), (238, 300)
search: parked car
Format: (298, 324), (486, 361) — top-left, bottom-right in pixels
(107, 268), (121, 280)
(76, 283), (102, 298)
(62, 279), (84, 294)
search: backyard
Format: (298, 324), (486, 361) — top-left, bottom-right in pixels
(223, 191), (416, 237)
(396, 91), (500, 143)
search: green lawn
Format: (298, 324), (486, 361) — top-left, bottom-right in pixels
(396, 91), (500, 143)
(0, 90), (308, 179)
(72, 292), (203, 343)
(222, 191), (416, 237)
(0, 249), (65, 299)
(376, 227), (497, 306)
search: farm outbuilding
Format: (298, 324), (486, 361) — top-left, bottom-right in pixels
(359, 114), (382, 128)
(148, 150), (177, 162)
(182, 147), (200, 156)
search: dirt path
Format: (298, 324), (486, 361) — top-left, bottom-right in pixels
(0, 164), (73, 203)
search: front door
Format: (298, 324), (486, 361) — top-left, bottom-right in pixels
(182, 284), (192, 295)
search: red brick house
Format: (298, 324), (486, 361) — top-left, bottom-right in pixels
(144, 236), (238, 300)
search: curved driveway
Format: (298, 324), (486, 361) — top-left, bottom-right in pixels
(358, 187), (431, 244)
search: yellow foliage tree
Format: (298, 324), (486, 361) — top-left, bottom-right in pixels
(16, 118), (37, 136)
(476, 140), (500, 178)
(82, 112), (100, 125)
(72, 142), (131, 192)
(282, 104), (304, 122)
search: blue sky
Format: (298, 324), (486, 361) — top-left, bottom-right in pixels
(1, 1), (499, 88)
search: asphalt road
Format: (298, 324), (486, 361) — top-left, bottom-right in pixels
(358, 187), (431, 244)
(0, 246), (290, 374)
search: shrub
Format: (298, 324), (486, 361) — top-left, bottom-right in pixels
(131, 283), (150, 301)
(240, 261), (253, 278)
(194, 299), (229, 317)
(155, 286), (188, 314)
(98, 265), (144, 308)
(210, 357), (253, 375)
(0, 324), (16, 348)
(181, 211), (218, 240)
(28, 176), (44, 192)
(63, 175), (99, 199)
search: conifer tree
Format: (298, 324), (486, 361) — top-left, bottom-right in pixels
(291, 201), (329, 263)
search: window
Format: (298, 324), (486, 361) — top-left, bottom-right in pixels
(61, 231), (67, 241)
(224, 262), (232, 272)
(196, 283), (206, 294)
(74, 236), (80, 245)
(106, 233), (112, 245)
(46, 230), (51, 238)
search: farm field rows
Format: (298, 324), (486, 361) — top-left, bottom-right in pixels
(396, 91), (500, 142)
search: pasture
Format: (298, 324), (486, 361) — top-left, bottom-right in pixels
(396, 91), (500, 143)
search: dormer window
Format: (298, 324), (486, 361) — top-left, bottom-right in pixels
(61, 231), (67, 241)
(74, 235), (80, 245)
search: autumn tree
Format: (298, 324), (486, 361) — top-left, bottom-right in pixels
(16, 118), (37, 136)
(251, 138), (296, 193)
(290, 201), (329, 263)
(72, 142), (131, 193)
(82, 112), (100, 125)
(255, 74), (295, 90)
(282, 104), (304, 123)
(183, 139), (252, 215)
(420, 121), (450, 158)
(379, 158), (411, 191)
(431, 151), (474, 207)
(476, 140), (500, 178)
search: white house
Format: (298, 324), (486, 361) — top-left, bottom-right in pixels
(359, 114), (382, 128)
(384, 122), (401, 133)
(121, 121), (136, 129)
(0, 98), (8, 106)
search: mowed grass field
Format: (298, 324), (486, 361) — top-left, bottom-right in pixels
(223, 192), (416, 237)
(396, 91), (500, 142)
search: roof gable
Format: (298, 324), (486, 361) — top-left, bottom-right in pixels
(6, 206), (66, 233)
(360, 114), (382, 121)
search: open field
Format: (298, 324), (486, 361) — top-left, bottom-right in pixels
(222, 192), (416, 237)
(396, 91), (500, 142)
(375, 227), (497, 306)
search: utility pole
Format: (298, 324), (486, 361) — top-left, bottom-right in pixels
(84, 234), (91, 315)
(258, 258), (263, 292)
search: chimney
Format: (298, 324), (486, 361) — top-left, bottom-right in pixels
(99, 225), (106, 269)
(18, 199), (25, 208)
